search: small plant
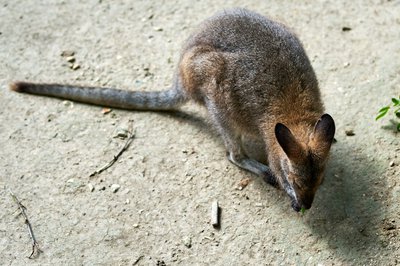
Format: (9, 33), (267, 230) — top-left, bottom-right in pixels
(376, 96), (400, 131)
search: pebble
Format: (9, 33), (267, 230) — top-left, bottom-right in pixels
(101, 108), (112, 115)
(114, 123), (131, 139)
(237, 177), (251, 190)
(63, 100), (74, 108)
(61, 50), (75, 57)
(111, 184), (121, 193)
(345, 129), (355, 136)
(88, 183), (95, 192)
(114, 129), (128, 139)
(65, 56), (76, 63)
(71, 63), (80, 70)
(182, 236), (192, 248)
(389, 161), (395, 167)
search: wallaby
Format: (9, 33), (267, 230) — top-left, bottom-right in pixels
(10, 8), (335, 212)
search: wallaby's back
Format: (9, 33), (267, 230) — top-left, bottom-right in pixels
(179, 8), (323, 134)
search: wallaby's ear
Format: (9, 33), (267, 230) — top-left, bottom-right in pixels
(310, 114), (336, 158)
(275, 123), (304, 162)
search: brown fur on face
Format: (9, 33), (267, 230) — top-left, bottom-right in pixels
(285, 154), (326, 211)
(269, 114), (335, 211)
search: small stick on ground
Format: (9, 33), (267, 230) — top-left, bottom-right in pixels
(90, 122), (135, 177)
(211, 200), (220, 228)
(133, 255), (144, 265)
(9, 189), (42, 259)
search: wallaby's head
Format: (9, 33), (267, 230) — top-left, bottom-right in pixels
(274, 114), (335, 212)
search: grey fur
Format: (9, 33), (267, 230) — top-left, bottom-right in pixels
(12, 81), (187, 111)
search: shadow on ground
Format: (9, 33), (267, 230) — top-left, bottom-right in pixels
(163, 110), (389, 263)
(306, 139), (387, 263)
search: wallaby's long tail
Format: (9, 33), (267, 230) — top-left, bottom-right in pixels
(10, 82), (187, 111)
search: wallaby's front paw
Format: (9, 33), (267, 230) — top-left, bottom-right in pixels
(263, 171), (278, 187)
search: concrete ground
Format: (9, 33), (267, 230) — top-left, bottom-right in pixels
(1, 0), (399, 265)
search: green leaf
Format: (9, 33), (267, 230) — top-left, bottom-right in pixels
(300, 207), (306, 214)
(392, 98), (400, 106)
(375, 113), (386, 121)
(376, 107), (390, 120)
(378, 106), (390, 113)
(397, 123), (400, 132)
(395, 109), (400, 118)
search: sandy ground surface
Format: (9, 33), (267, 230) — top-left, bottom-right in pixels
(1, 0), (399, 265)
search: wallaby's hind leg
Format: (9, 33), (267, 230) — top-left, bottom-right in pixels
(205, 100), (277, 186)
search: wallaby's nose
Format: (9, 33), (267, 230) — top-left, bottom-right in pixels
(291, 197), (314, 212)
(291, 201), (301, 212)
(290, 195), (314, 212)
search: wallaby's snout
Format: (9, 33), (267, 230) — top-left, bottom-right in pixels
(295, 182), (318, 211)
(289, 185), (316, 212)
(292, 194), (314, 212)
(291, 200), (301, 212)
